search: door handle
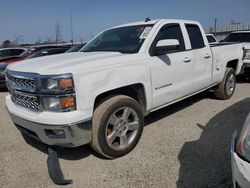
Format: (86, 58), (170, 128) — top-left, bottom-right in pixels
(204, 54), (211, 59)
(183, 57), (191, 63)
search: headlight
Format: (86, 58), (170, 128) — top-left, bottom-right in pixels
(41, 74), (74, 92)
(236, 113), (250, 161)
(244, 49), (250, 60)
(42, 95), (76, 112)
(39, 73), (76, 112)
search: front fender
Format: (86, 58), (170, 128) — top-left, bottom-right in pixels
(74, 63), (152, 119)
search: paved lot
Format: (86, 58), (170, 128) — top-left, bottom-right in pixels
(1, 78), (250, 188)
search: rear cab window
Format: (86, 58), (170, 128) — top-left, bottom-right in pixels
(185, 24), (205, 49)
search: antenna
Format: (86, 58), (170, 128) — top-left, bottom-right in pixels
(145, 17), (151, 22)
(70, 12), (74, 45)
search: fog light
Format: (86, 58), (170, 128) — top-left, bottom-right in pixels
(45, 129), (65, 138)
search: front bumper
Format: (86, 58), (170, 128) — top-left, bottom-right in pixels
(10, 113), (92, 147)
(6, 94), (92, 147)
(231, 131), (250, 188)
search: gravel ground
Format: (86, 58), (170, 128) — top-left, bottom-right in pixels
(1, 79), (250, 188)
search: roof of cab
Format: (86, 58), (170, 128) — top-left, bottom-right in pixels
(112, 19), (199, 28)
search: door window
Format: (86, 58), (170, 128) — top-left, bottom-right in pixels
(186, 24), (205, 49)
(152, 24), (185, 53)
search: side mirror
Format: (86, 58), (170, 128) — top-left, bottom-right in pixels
(153, 39), (180, 56)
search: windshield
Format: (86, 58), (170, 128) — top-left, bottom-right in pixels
(224, 33), (250, 42)
(81, 25), (154, 53)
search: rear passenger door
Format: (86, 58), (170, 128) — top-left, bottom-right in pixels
(185, 24), (212, 91)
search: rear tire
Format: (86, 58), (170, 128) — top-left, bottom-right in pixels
(90, 95), (144, 158)
(215, 68), (236, 100)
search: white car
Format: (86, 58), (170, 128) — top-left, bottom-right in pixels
(5, 19), (244, 158)
(223, 31), (250, 74)
(231, 113), (250, 188)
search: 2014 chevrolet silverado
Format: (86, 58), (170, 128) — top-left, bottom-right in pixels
(5, 19), (244, 158)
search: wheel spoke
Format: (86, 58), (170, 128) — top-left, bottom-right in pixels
(128, 121), (139, 131)
(120, 135), (129, 148)
(122, 107), (132, 120)
(107, 131), (118, 145)
(109, 114), (119, 126)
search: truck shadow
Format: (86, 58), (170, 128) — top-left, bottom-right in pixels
(22, 91), (213, 161)
(176, 98), (250, 188)
(145, 91), (212, 126)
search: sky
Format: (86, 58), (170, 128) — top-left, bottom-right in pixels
(0, 0), (250, 44)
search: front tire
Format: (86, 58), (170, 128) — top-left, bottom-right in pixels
(90, 95), (144, 158)
(215, 68), (236, 99)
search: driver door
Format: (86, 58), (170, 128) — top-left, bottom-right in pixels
(149, 24), (193, 108)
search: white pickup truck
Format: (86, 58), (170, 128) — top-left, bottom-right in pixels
(223, 31), (250, 74)
(5, 19), (244, 158)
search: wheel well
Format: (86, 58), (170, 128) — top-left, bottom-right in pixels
(94, 84), (147, 114)
(226, 59), (238, 71)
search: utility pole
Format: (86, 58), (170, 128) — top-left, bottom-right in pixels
(214, 18), (217, 37)
(70, 12), (74, 45)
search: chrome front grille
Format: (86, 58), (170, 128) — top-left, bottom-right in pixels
(12, 77), (36, 90)
(11, 92), (39, 111)
(5, 70), (38, 92)
(6, 70), (40, 111)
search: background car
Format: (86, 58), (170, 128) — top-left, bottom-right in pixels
(27, 48), (69, 59)
(0, 46), (70, 88)
(0, 45), (65, 63)
(66, 43), (86, 53)
(223, 31), (250, 74)
(0, 48), (28, 60)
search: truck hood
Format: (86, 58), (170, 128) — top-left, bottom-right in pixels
(7, 52), (133, 75)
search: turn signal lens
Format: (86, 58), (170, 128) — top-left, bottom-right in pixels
(60, 96), (75, 108)
(58, 79), (73, 89)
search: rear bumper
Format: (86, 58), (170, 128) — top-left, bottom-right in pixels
(231, 131), (250, 188)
